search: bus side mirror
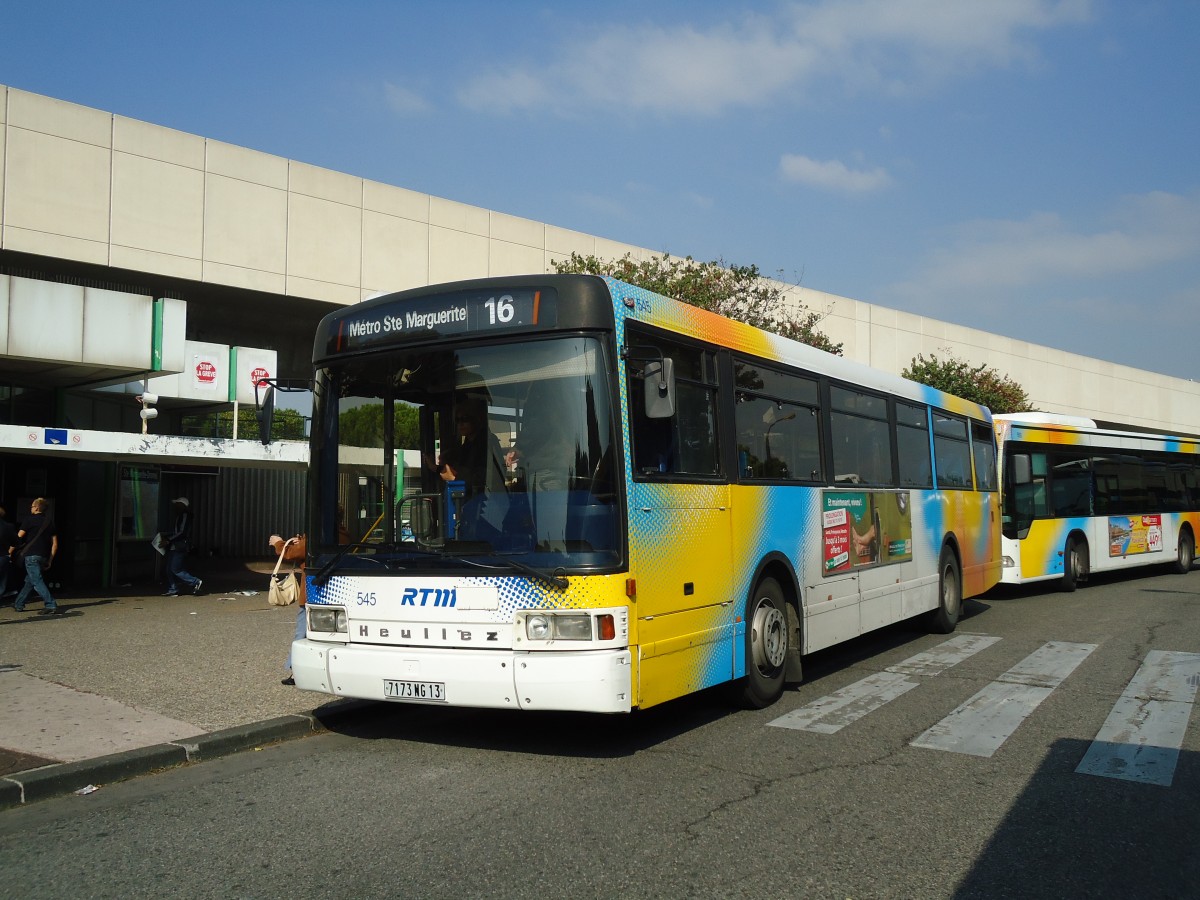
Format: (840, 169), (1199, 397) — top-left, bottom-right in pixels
(1012, 453), (1031, 485)
(256, 384), (276, 446)
(643, 357), (675, 419)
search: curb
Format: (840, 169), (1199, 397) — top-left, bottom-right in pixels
(0, 699), (375, 810)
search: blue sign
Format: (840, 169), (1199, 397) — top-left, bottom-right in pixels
(45, 429), (68, 446)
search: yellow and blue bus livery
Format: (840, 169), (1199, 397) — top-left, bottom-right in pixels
(291, 274), (1000, 712)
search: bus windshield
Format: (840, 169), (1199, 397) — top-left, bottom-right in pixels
(313, 334), (622, 571)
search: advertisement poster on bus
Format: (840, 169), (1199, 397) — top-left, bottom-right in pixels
(822, 490), (913, 574)
(1108, 515), (1163, 557)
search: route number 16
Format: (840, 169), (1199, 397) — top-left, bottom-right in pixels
(484, 294), (515, 324)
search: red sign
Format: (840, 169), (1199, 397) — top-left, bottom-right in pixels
(196, 361), (217, 383)
(250, 367), (270, 387)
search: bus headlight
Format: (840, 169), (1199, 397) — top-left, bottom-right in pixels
(527, 615), (551, 640)
(309, 607), (347, 633)
(524, 613), (593, 641)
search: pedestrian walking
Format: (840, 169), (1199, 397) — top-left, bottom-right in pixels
(162, 496), (203, 596)
(12, 497), (60, 615)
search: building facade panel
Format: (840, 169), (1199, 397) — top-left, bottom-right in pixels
(109, 244), (202, 281)
(204, 139), (287, 189)
(545, 224), (596, 257)
(0, 275), (8, 350)
(489, 239), (546, 277)
(4, 127), (111, 243)
(490, 211), (544, 248)
(428, 226), (488, 284)
(1, 225), (109, 265)
(202, 173), (287, 274)
(286, 192), (362, 287)
(285, 274), (360, 305)
(112, 115), (205, 169)
(0, 88), (6, 231)
(288, 160), (361, 206)
(361, 210), (429, 295)
(595, 236), (646, 261)
(111, 151), (205, 259)
(363, 179), (429, 222)
(82, 287), (153, 369)
(430, 196), (489, 237)
(7, 88), (110, 147)
(200, 258), (285, 294)
(9, 278), (85, 362)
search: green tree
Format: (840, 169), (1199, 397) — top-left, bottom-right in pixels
(902, 352), (1035, 414)
(337, 403), (420, 449)
(188, 407), (309, 441)
(553, 252), (843, 355)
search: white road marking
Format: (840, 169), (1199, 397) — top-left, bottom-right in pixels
(1075, 650), (1200, 786)
(911, 641), (1097, 757)
(768, 634), (1000, 733)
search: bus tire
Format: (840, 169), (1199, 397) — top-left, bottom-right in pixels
(1061, 535), (1087, 592)
(738, 577), (789, 709)
(1173, 530), (1195, 575)
(927, 546), (961, 634)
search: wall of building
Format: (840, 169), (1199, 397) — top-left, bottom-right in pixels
(2, 83), (1197, 434)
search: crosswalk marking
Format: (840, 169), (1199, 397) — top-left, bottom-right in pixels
(1075, 650), (1200, 786)
(884, 633), (1003, 676)
(767, 633), (1000, 733)
(911, 641), (1097, 757)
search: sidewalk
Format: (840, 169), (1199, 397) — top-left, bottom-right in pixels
(0, 559), (372, 809)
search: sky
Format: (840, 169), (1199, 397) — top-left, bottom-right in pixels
(2, 1), (1199, 382)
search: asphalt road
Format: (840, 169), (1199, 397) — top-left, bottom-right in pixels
(2, 566), (1198, 899)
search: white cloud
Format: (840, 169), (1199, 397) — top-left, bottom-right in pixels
(780, 154), (892, 193)
(383, 82), (429, 115)
(457, 0), (1092, 116)
(881, 190), (1200, 355)
(899, 191), (1200, 295)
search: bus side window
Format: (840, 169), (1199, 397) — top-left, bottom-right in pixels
(627, 333), (719, 479)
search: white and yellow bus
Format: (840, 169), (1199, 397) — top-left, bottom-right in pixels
(285, 274), (1001, 712)
(996, 413), (1199, 590)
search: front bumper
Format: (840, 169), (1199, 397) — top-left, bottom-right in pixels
(291, 639), (633, 713)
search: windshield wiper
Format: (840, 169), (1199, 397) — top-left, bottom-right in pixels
(475, 554), (569, 591)
(311, 542), (402, 585)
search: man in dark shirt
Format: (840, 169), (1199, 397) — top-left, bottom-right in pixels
(12, 496), (59, 615)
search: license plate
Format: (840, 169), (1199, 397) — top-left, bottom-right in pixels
(383, 679), (446, 702)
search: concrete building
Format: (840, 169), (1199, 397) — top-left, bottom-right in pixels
(1, 84), (1196, 588)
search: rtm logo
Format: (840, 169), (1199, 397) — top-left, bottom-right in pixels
(400, 587), (457, 607)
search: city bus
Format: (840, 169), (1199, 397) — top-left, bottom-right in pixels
(995, 413), (1199, 590)
(286, 274), (1000, 712)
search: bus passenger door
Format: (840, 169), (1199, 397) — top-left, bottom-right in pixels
(624, 333), (734, 708)
(629, 481), (734, 708)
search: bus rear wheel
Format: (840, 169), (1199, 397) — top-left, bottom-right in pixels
(739, 577), (789, 709)
(927, 547), (961, 634)
(1061, 536), (1087, 592)
(1173, 531), (1195, 574)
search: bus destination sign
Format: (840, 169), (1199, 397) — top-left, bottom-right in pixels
(334, 288), (556, 353)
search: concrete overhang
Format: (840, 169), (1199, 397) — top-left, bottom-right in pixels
(0, 424), (308, 470)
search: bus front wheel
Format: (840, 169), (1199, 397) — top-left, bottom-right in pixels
(1061, 536), (1088, 592)
(927, 547), (961, 634)
(1173, 531), (1195, 575)
(739, 577), (789, 709)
